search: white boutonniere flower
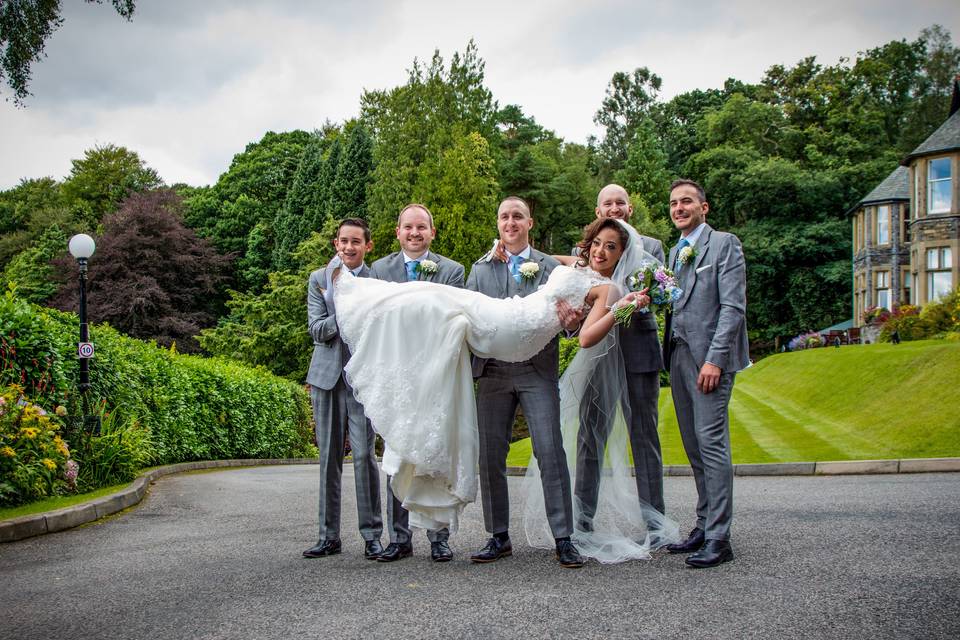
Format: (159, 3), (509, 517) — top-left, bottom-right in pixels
(417, 259), (439, 275)
(519, 262), (540, 280)
(677, 245), (697, 266)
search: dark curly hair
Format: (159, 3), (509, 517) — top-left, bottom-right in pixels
(575, 218), (629, 267)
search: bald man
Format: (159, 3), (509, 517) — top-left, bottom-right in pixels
(574, 184), (668, 542)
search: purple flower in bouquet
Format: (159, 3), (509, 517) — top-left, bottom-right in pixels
(615, 261), (684, 326)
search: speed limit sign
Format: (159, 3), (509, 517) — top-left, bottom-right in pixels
(78, 342), (95, 358)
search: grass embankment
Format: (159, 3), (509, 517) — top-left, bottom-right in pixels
(508, 339), (960, 466)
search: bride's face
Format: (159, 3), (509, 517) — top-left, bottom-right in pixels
(589, 228), (624, 277)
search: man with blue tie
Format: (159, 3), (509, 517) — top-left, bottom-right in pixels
(369, 204), (465, 562)
(466, 196), (586, 568)
(662, 180), (749, 568)
(303, 218), (384, 560)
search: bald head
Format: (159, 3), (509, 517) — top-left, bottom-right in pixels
(595, 184), (633, 221)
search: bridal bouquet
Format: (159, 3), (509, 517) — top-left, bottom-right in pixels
(614, 261), (683, 327)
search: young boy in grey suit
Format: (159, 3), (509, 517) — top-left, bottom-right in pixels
(303, 218), (384, 560)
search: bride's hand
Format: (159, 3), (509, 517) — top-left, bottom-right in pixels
(330, 253), (344, 282)
(617, 288), (650, 311)
(493, 240), (508, 263)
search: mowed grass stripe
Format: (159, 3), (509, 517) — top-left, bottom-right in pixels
(728, 385), (847, 462)
(507, 339), (960, 465)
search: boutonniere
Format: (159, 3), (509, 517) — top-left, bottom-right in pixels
(519, 262), (540, 280)
(677, 245), (697, 266)
(417, 259), (438, 276)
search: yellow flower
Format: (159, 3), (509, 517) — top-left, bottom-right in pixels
(55, 405), (68, 417)
(42, 458), (57, 471)
(20, 427), (40, 439)
(0, 446), (15, 458)
(53, 435), (70, 457)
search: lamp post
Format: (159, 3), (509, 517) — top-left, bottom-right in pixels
(68, 234), (96, 399)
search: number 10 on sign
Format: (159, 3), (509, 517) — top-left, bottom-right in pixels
(78, 342), (95, 358)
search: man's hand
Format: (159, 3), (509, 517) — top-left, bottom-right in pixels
(697, 362), (722, 394)
(556, 300), (586, 332)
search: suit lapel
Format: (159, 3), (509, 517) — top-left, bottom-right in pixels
(421, 251), (437, 282)
(390, 253), (407, 283)
(524, 250), (547, 293)
(676, 226), (710, 311)
(494, 258), (510, 297)
(693, 225), (711, 272)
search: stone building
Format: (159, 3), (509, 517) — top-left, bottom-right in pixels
(850, 80), (959, 325)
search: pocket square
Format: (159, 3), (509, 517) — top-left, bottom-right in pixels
(695, 264), (712, 274)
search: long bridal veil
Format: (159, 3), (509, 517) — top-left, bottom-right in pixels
(522, 220), (680, 563)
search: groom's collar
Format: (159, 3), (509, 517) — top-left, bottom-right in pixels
(505, 245), (531, 260)
(680, 223), (707, 247)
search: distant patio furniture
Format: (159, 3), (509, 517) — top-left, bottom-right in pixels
(847, 327), (861, 344)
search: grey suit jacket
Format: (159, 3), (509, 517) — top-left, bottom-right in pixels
(466, 248), (560, 381)
(305, 261), (370, 390)
(619, 235), (665, 374)
(665, 224), (749, 373)
(369, 250), (465, 287)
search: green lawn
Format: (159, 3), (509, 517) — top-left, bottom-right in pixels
(509, 339), (960, 466)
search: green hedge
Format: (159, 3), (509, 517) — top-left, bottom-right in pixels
(1, 290), (314, 469)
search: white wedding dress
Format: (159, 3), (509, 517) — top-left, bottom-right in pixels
(335, 264), (605, 533)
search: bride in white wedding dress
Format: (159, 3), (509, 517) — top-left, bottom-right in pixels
(333, 218), (675, 561)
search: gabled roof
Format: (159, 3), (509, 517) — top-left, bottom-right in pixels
(846, 165), (909, 215)
(903, 77), (960, 164)
(903, 108), (960, 164)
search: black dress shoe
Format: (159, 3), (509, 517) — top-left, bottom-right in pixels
(364, 539), (384, 560)
(430, 540), (453, 562)
(302, 539), (341, 558)
(555, 539), (584, 568)
(470, 537), (512, 563)
(377, 541), (413, 562)
(685, 539), (734, 568)
(666, 527), (704, 554)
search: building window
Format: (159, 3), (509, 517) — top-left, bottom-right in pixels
(876, 205), (889, 244)
(876, 271), (890, 310)
(911, 272), (917, 304)
(902, 206), (910, 242)
(914, 166), (921, 217)
(928, 157), (952, 214)
(926, 247), (954, 300)
(902, 272), (911, 306)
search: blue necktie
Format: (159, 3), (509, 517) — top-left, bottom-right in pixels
(674, 238), (689, 271)
(406, 260), (419, 281)
(509, 255), (523, 284)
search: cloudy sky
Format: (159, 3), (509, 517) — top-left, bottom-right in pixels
(1, 0), (958, 190)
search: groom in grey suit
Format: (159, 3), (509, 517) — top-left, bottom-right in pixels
(369, 203), (465, 563)
(303, 218), (384, 560)
(466, 196), (586, 568)
(574, 184), (668, 536)
(662, 180), (749, 568)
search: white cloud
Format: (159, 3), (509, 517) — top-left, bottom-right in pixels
(1, 0), (958, 189)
